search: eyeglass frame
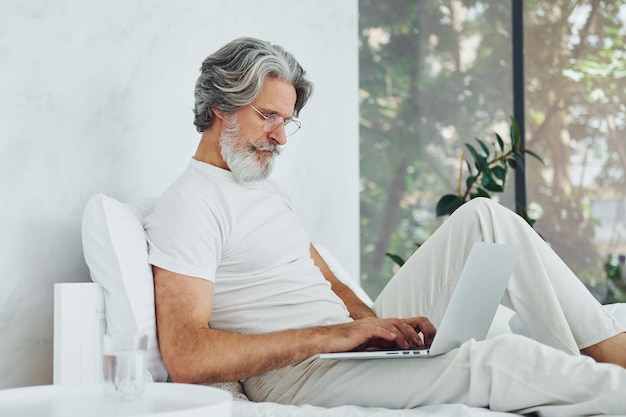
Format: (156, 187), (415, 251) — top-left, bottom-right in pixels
(248, 104), (301, 137)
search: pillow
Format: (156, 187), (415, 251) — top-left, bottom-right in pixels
(81, 193), (168, 382)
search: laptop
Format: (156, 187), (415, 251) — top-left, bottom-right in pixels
(318, 241), (520, 359)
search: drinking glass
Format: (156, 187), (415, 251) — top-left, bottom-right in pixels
(102, 333), (148, 402)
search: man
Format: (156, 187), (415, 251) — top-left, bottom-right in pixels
(145, 37), (626, 415)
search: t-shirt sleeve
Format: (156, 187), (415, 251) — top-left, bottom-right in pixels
(145, 191), (223, 282)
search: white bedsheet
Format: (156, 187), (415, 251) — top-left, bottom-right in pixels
(232, 400), (519, 417)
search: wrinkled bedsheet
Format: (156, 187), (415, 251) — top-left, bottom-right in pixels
(232, 400), (519, 417)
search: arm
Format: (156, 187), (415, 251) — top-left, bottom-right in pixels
(153, 265), (320, 384)
(310, 244), (437, 350)
(309, 244), (375, 320)
(153, 265), (426, 384)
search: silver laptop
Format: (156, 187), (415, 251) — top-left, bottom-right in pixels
(318, 241), (520, 359)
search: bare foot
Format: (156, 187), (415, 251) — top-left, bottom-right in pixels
(581, 332), (626, 368)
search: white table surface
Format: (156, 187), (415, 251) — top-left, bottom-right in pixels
(0, 382), (232, 417)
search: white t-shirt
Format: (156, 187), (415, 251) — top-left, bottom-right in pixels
(145, 159), (351, 334)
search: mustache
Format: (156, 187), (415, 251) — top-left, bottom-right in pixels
(251, 141), (281, 156)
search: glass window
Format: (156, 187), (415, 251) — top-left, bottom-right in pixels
(359, 0), (626, 303)
(359, 1), (514, 297)
(524, 0), (626, 302)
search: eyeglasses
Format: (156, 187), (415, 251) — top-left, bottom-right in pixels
(249, 105), (301, 137)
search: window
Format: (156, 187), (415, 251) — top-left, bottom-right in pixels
(359, 0), (626, 302)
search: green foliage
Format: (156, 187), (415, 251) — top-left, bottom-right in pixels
(385, 116), (544, 268)
(435, 116), (544, 224)
(604, 255), (626, 304)
(384, 252), (406, 267)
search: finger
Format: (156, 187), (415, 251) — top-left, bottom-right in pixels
(384, 319), (423, 348)
(403, 317), (437, 346)
(365, 319), (412, 348)
(418, 318), (437, 345)
(397, 321), (424, 347)
(368, 324), (399, 344)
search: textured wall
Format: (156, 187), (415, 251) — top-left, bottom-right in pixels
(0, 0), (358, 388)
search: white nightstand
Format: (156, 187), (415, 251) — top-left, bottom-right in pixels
(0, 382), (231, 417)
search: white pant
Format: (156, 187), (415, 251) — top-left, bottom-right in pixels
(244, 198), (626, 416)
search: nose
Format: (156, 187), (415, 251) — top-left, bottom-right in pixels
(268, 125), (288, 146)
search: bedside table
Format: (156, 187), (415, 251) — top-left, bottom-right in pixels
(0, 382), (231, 417)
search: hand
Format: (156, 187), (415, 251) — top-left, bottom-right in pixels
(322, 316), (436, 353)
(397, 316), (437, 347)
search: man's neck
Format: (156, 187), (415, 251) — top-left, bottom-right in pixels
(194, 129), (229, 170)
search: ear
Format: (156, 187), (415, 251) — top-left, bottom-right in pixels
(213, 108), (226, 121)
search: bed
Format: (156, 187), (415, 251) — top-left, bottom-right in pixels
(48, 193), (572, 416)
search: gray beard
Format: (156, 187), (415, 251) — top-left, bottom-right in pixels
(219, 115), (281, 183)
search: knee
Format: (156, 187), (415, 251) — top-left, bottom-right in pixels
(453, 197), (517, 223)
(448, 197), (500, 224)
(458, 197), (500, 214)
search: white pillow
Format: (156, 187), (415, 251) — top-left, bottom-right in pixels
(81, 193), (168, 382)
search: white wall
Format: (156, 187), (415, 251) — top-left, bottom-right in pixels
(0, 0), (358, 388)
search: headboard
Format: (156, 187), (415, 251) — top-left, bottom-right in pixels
(53, 282), (106, 384)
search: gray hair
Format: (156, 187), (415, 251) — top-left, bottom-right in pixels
(193, 37), (314, 133)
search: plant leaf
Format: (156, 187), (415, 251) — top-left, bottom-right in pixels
(492, 165), (507, 181)
(495, 133), (505, 152)
(476, 187), (491, 198)
(507, 158), (517, 169)
(436, 194), (463, 217)
(510, 116), (521, 147)
(475, 138), (491, 157)
(482, 179), (504, 192)
(465, 143), (487, 169)
(481, 168), (504, 192)
(473, 187), (491, 198)
(385, 252), (405, 267)
(523, 148), (545, 165)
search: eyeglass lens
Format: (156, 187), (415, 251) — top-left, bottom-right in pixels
(263, 115), (301, 137)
